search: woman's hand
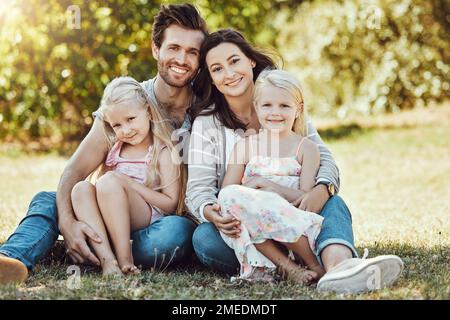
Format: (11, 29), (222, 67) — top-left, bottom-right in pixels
(204, 204), (241, 238)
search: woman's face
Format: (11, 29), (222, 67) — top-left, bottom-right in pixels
(205, 42), (255, 99)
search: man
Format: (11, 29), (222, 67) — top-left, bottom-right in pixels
(0, 3), (207, 285)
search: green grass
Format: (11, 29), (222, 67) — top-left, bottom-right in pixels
(1, 105), (449, 300)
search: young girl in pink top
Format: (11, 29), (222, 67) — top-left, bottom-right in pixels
(71, 77), (184, 276)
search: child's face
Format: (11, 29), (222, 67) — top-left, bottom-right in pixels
(255, 84), (300, 134)
(104, 102), (151, 145)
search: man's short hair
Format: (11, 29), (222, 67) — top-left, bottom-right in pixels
(152, 3), (208, 48)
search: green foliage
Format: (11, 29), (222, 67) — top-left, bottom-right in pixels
(274, 0), (450, 117)
(0, 0), (161, 147)
(0, 0), (448, 149)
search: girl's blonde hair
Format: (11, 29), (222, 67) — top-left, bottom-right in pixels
(253, 69), (308, 136)
(96, 76), (187, 215)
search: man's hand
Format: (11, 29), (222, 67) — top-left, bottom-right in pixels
(59, 218), (102, 266)
(295, 184), (330, 214)
(204, 204), (241, 238)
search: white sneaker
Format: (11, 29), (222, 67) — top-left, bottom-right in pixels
(317, 249), (404, 294)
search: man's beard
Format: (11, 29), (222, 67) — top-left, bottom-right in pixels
(158, 60), (196, 88)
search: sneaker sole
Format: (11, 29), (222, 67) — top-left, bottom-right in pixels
(0, 256), (28, 286)
(317, 255), (404, 294)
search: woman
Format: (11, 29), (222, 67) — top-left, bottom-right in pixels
(186, 29), (403, 291)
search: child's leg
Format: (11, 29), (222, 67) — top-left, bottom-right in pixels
(283, 236), (325, 279)
(96, 173), (151, 274)
(71, 181), (123, 276)
(255, 240), (318, 285)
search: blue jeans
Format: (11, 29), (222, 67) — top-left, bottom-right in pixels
(0, 191), (197, 270)
(192, 195), (359, 275)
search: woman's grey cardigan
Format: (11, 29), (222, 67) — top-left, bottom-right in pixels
(185, 113), (340, 224)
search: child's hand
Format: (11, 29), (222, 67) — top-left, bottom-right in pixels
(243, 177), (270, 189)
(243, 177), (278, 193)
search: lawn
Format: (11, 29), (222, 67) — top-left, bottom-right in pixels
(0, 105), (449, 300)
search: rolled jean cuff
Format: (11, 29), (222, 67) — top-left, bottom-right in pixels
(315, 238), (359, 267)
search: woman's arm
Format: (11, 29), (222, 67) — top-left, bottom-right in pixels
(185, 116), (221, 222)
(127, 148), (180, 214)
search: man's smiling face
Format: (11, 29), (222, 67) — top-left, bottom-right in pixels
(153, 24), (205, 88)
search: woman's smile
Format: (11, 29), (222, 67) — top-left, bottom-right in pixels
(225, 77), (243, 87)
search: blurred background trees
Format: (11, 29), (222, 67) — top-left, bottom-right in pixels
(0, 0), (449, 153)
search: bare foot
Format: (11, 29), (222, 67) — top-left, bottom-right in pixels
(101, 259), (123, 277)
(120, 263), (140, 275)
(309, 264), (326, 280)
(247, 267), (277, 284)
(282, 266), (318, 285)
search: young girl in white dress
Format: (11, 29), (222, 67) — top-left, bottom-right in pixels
(218, 69), (325, 284)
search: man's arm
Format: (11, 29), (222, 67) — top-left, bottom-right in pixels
(56, 118), (108, 265)
(289, 119), (340, 213)
(306, 118), (340, 192)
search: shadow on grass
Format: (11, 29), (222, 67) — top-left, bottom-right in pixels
(316, 120), (434, 141)
(318, 123), (367, 141)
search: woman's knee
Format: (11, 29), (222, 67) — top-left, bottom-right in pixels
(192, 223), (239, 274)
(192, 223), (226, 257)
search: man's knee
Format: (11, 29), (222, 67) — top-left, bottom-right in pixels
(321, 195), (352, 222)
(162, 216), (196, 248)
(132, 216), (196, 267)
(27, 191), (58, 221)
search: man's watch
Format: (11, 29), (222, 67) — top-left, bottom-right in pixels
(316, 181), (335, 197)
